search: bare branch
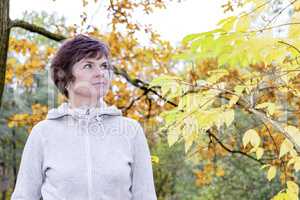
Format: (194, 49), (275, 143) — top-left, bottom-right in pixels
(263, 0), (297, 29)
(9, 19), (66, 41)
(208, 130), (265, 165)
(248, 107), (300, 152)
(278, 40), (300, 54)
(111, 65), (177, 107)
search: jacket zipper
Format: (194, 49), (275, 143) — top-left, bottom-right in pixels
(85, 108), (93, 200)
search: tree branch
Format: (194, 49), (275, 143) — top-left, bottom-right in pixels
(263, 0), (297, 29)
(111, 66), (177, 107)
(278, 40), (300, 54)
(208, 130), (265, 165)
(249, 107), (300, 152)
(9, 19), (66, 41)
(217, 91), (300, 152)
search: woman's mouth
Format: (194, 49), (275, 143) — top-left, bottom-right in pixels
(92, 82), (106, 85)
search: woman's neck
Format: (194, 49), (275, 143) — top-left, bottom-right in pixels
(68, 95), (107, 109)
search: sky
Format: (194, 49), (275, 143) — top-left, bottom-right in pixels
(10, 0), (234, 44)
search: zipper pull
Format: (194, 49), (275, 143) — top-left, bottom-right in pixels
(96, 114), (104, 123)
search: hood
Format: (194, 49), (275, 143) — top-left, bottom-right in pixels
(46, 102), (122, 120)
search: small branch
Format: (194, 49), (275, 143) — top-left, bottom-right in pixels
(240, 0), (272, 18)
(208, 130), (265, 165)
(9, 19), (66, 41)
(109, 0), (130, 24)
(112, 65), (177, 107)
(249, 22), (300, 34)
(248, 107), (300, 152)
(263, 0), (297, 29)
(121, 90), (148, 112)
(146, 96), (152, 119)
(278, 40), (300, 54)
(216, 91), (300, 153)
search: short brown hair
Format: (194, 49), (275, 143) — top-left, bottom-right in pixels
(50, 34), (112, 98)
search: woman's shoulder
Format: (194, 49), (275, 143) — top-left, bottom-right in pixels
(29, 119), (59, 137)
(114, 116), (144, 138)
(116, 116), (142, 128)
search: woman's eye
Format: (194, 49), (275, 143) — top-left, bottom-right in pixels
(100, 64), (108, 69)
(83, 64), (92, 69)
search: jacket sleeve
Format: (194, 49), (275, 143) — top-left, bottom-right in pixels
(11, 123), (45, 200)
(131, 122), (157, 200)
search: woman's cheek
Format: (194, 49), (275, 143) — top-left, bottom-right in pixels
(93, 83), (109, 95)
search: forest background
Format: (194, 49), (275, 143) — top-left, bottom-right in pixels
(1, 0), (300, 199)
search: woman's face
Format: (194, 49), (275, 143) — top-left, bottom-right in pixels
(68, 55), (112, 99)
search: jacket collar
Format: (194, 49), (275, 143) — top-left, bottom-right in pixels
(46, 101), (122, 120)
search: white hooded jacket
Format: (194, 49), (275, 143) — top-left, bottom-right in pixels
(11, 102), (157, 200)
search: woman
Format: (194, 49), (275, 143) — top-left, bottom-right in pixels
(11, 34), (157, 200)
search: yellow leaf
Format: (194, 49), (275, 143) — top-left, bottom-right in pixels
(217, 16), (237, 32)
(151, 156), (159, 164)
(207, 69), (229, 84)
(167, 128), (180, 147)
(287, 181), (299, 196)
(294, 159), (300, 172)
(182, 118), (199, 153)
(271, 192), (289, 200)
(293, 1), (300, 12)
(255, 103), (269, 109)
(288, 157), (296, 167)
(228, 95), (239, 108)
(279, 139), (294, 158)
(255, 102), (277, 116)
(216, 166), (225, 177)
(7, 121), (15, 128)
(149, 75), (181, 88)
(183, 130), (198, 153)
(234, 85), (245, 94)
(197, 110), (218, 130)
(284, 126), (300, 147)
(236, 14), (251, 32)
(267, 166), (276, 181)
(290, 149), (298, 158)
(243, 129), (260, 148)
(261, 164), (270, 170)
(256, 147), (264, 160)
(267, 103), (276, 116)
(223, 109), (235, 127)
(228, 85), (246, 108)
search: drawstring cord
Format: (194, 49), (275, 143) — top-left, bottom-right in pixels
(69, 107), (106, 137)
(95, 114), (105, 137)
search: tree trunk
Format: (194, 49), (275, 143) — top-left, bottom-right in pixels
(0, 0), (11, 109)
(11, 128), (17, 188)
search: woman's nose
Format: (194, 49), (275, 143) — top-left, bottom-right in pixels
(94, 66), (105, 77)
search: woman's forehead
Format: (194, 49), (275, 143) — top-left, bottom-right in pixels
(81, 56), (108, 64)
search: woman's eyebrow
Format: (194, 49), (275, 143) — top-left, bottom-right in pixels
(84, 60), (108, 65)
